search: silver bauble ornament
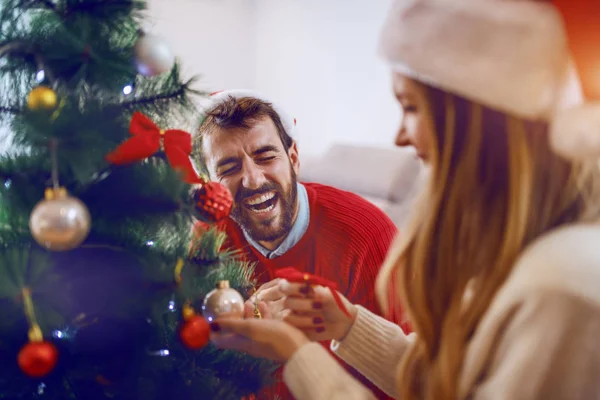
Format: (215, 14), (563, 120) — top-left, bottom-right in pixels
(134, 32), (175, 77)
(201, 280), (244, 322)
(29, 187), (91, 251)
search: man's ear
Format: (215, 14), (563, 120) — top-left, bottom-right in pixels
(196, 138), (216, 180)
(192, 151), (212, 181)
(288, 141), (300, 176)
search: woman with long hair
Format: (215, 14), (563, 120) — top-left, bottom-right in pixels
(210, 1), (600, 398)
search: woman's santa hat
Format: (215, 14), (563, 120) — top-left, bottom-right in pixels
(378, 0), (600, 161)
(200, 89), (297, 138)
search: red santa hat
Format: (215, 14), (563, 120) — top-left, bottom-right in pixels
(378, 0), (600, 161)
(201, 89), (297, 138)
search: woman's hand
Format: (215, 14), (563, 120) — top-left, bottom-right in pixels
(278, 280), (358, 342)
(210, 318), (309, 362)
(243, 298), (273, 319)
(243, 278), (287, 320)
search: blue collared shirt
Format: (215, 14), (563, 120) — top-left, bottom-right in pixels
(243, 182), (310, 259)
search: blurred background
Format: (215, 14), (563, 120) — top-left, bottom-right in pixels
(144, 0), (400, 158)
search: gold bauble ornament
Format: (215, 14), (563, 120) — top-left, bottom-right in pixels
(29, 187), (91, 251)
(201, 280), (244, 322)
(27, 86), (57, 111)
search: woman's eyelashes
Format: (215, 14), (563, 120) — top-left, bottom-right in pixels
(403, 104), (418, 113)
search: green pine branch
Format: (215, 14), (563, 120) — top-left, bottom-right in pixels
(28, 0), (57, 11)
(0, 105), (20, 114)
(0, 0), (276, 398)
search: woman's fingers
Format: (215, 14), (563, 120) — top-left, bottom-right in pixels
(283, 312), (325, 329)
(210, 318), (254, 336)
(279, 280), (316, 297)
(211, 331), (251, 351)
(256, 284), (284, 302)
(283, 296), (324, 314)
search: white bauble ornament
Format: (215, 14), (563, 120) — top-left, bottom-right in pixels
(29, 187), (91, 251)
(201, 280), (244, 322)
(134, 32), (175, 77)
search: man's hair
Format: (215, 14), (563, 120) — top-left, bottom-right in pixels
(193, 96), (294, 168)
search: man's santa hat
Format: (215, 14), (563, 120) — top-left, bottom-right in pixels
(378, 0), (600, 161)
(200, 89), (297, 138)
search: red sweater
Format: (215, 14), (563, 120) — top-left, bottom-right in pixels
(200, 182), (405, 399)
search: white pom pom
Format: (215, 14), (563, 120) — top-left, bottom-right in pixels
(134, 33), (175, 77)
(550, 103), (600, 160)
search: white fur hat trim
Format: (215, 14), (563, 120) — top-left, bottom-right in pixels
(551, 103), (600, 160)
(201, 89), (297, 138)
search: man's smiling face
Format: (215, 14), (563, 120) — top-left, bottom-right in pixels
(203, 116), (300, 248)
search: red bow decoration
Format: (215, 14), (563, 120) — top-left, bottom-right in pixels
(106, 112), (199, 183)
(274, 267), (352, 318)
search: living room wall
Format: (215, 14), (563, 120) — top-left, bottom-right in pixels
(145, 0), (400, 157)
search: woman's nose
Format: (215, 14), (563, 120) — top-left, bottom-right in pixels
(395, 128), (411, 147)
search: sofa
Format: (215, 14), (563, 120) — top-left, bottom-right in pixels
(298, 143), (425, 229)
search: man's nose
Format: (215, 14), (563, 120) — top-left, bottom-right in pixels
(241, 162), (267, 190)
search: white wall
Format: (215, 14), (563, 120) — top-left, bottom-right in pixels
(143, 0), (400, 156)
(144, 0), (257, 93)
(254, 0), (398, 156)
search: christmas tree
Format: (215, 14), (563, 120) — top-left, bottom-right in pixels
(0, 0), (276, 399)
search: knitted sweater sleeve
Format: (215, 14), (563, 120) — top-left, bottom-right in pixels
(283, 306), (413, 400)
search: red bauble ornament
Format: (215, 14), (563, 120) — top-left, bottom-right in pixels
(18, 341), (58, 377)
(179, 315), (210, 350)
(191, 181), (233, 223)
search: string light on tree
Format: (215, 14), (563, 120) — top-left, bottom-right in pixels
(134, 31), (175, 77)
(35, 70), (45, 83)
(122, 83), (134, 96)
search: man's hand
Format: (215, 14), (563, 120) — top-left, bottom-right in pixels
(243, 278), (288, 320)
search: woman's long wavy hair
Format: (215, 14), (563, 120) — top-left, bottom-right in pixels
(376, 80), (600, 399)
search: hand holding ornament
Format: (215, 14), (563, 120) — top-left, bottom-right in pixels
(210, 269), (357, 362)
(278, 280), (357, 343)
(244, 278), (288, 320)
(210, 317), (310, 363)
(202, 280), (312, 362)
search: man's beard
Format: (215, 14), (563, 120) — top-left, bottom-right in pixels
(230, 169), (298, 243)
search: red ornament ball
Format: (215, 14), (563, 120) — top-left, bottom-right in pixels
(191, 181), (233, 223)
(179, 315), (210, 350)
(18, 341), (58, 378)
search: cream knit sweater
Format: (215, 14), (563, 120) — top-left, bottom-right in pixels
(283, 223), (600, 399)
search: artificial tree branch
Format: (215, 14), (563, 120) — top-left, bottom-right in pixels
(120, 77), (203, 109)
(70, 164), (115, 193)
(30, 0), (57, 11)
(121, 86), (187, 108)
(0, 40), (29, 58)
(65, 0), (144, 14)
(0, 105), (21, 114)
(0, 40), (56, 84)
(0, 169), (32, 182)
